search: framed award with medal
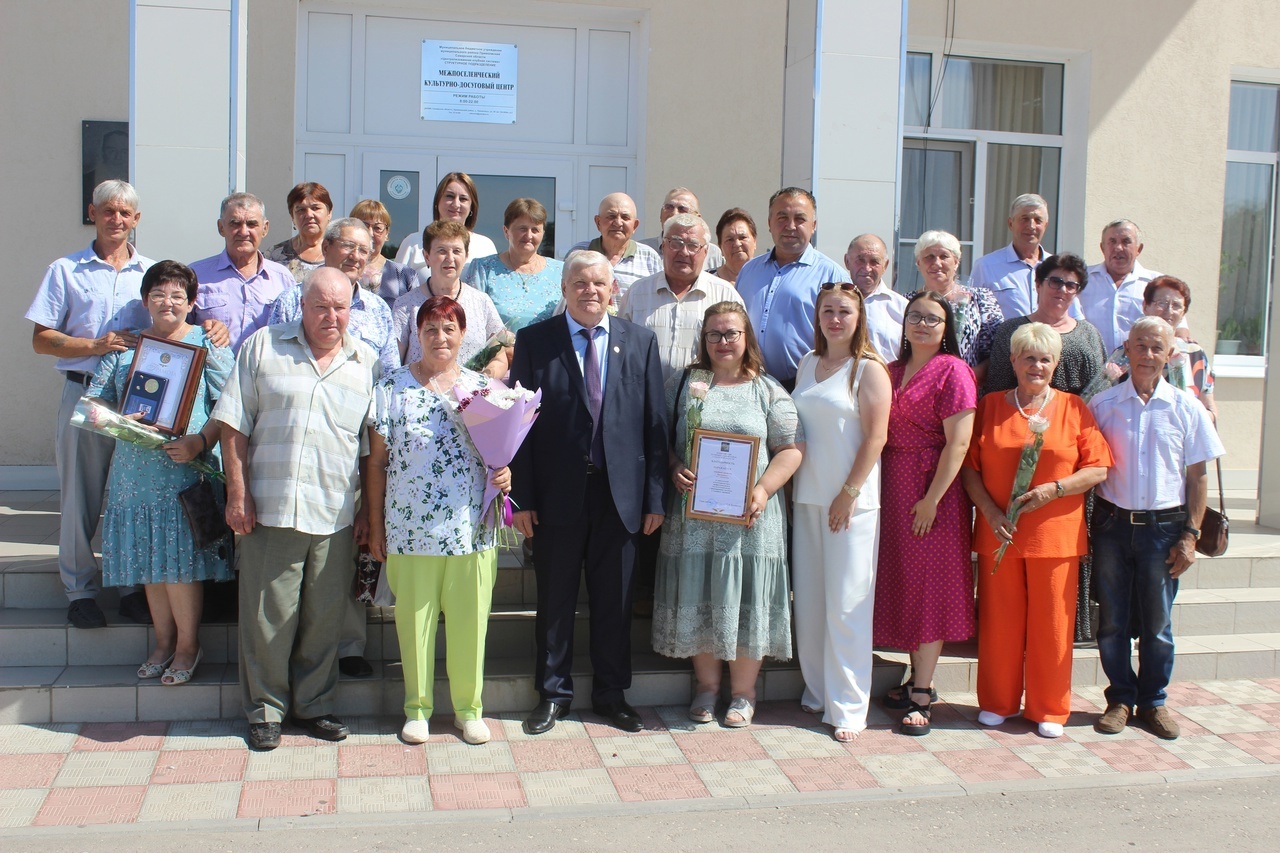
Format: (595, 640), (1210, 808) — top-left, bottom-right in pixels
(120, 333), (207, 436)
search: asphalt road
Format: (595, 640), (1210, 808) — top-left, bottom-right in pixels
(9, 774), (1278, 852)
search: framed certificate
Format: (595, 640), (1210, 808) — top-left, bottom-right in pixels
(120, 333), (207, 436)
(685, 428), (761, 525)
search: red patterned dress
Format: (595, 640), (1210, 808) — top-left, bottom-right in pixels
(873, 354), (978, 651)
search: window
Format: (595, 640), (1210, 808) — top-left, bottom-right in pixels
(1217, 81), (1280, 368)
(897, 52), (1064, 292)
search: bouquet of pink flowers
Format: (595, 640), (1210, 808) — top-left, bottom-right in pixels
(453, 379), (542, 542)
(70, 395), (223, 481)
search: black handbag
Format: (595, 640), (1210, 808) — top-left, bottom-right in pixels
(178, 475), (231, 551)
(1195, 459), (1229, 557)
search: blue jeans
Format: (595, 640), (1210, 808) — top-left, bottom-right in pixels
(1093, 504), (1180, 710)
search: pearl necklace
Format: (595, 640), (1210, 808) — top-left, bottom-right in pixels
(1013, 387), (1052, 419)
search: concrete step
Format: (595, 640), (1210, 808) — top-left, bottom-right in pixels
(0, 553), (547, 610)
(1172, 588), (1280, 636)
(3, 634), (1277, 724)
(0, 605), (649, 668)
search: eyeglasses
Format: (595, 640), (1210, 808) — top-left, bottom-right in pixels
(334, 239), (372, 258)
(704, 329), (745, 343)
(362, 222), (389, 236)
(820, 282), (858, 292)
(1044, 275), (1082, 293)
(1150, 299), (1185, 312)
(147, 292), (189, 305)
(661, 202), (696, 214)
(665, 237), (706, 254)
(905, 311), (944, 328)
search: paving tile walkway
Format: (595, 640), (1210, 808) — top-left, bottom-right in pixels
(2, 679), (1280, 831)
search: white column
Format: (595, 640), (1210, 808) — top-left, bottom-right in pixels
(132, 0), (247, 262)
(781, 0), (906, 261)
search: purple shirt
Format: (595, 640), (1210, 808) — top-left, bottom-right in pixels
(189, 250), (293, 352)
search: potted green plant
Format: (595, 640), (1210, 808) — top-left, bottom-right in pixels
(1218, 317), (1242, 355)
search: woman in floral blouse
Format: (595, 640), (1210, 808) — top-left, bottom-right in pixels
(367, 295), (510, 747)
(909, 230), (1004, 387)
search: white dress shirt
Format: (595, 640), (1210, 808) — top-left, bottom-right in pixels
(618, 270), (743, 382)
(1088, 377), (1224, 511)
(862, 280), (908, 362)
(1079, 261), (1162, 353)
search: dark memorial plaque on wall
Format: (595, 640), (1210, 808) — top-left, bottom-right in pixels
(82, 121), (129, 224)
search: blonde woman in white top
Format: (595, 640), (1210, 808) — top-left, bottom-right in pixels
(790, 283), (892, 741)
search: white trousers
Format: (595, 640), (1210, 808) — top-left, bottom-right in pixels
(792, 503), (879, 732)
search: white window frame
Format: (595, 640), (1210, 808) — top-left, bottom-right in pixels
(901, 42), (1088, 270)
(1217, 70), (1280, 379)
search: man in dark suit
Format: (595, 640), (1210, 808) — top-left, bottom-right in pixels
(511, 250), (668, 734)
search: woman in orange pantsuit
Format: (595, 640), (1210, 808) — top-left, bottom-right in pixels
(961, 323), (1112, 738)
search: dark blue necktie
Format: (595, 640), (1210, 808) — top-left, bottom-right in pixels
(579, 327), (605, 467)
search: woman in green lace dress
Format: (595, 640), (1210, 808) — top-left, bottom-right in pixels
(653, 301), (803, 728)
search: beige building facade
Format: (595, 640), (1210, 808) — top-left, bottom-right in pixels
(2, 0), (1277, 510)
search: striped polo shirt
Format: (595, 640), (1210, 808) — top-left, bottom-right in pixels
(213, 320), (379, 535)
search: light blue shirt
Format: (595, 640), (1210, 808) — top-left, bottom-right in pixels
(25, 243), (154, 373)
(1089, 377), (1224, 511)
(736, 244), (850, 382)
(968, 243), (1085, 322)
(268, 281), (401, 374)
(564, 312), (611, 397)
(189, 249), (294, 353)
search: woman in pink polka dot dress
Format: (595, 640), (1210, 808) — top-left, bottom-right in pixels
(873, 291), (977, 736)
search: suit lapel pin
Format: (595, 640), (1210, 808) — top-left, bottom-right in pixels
(613, 346), (620, 353)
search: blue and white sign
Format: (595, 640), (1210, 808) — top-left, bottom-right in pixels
(421, 39), (517, 124)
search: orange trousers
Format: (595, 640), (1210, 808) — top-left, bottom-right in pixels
(975, 554), (1078, 724)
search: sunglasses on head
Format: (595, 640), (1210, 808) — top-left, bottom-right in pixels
(820, 282), (858, 292)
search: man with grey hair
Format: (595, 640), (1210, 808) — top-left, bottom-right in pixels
(215, 266), (381, 750)
(267, 217), (398, 678)
(189, 192), (295, 353)
(1079, 219), (1166, 353)
(968, 193), (1060, 320)
(568, 192), (663, 296)
(620, 214), (742, 615)
(638, 187), (725, 269)
(844, 233), (907, 361)
(1088, 316), (1223, 741)
(511, 249), (667, 735)
(268, 217), (398, 374)
(26, 180), (228, 629)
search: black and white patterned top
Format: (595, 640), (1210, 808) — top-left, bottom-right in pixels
(908, 284), (1004, 368)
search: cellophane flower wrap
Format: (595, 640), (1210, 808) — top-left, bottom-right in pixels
(463, 328), (517, 373)
(992, 407), (1051, 572)
(70, 396), (223, 481)
(453, 379), (541, 546)
(681, 371), (712, 510)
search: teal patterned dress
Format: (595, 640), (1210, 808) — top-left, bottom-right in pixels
(89, 326), (234, 586)
(652, 373), (802, 661)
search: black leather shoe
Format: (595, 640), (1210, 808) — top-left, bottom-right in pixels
(523, 700), (569, 735)
(293, 714), (349, 741)
(67, 599), (107, 629)
(593, 700), (644, 733)
(248, 722), (281, 750)
(118, 591), (153, 625)
(338, 656), (374, 678)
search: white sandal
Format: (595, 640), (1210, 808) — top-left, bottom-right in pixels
(689, 690), (718, 723)
(137, 652), (174, 679)
(160, 649), (202, 686)
(724, 696), (755, 728)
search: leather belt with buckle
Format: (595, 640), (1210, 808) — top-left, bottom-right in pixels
(1098, 498), (1186, 525)
(65, 371), (92, 385)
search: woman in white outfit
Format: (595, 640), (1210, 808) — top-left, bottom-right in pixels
(791, 282), (892, 741)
